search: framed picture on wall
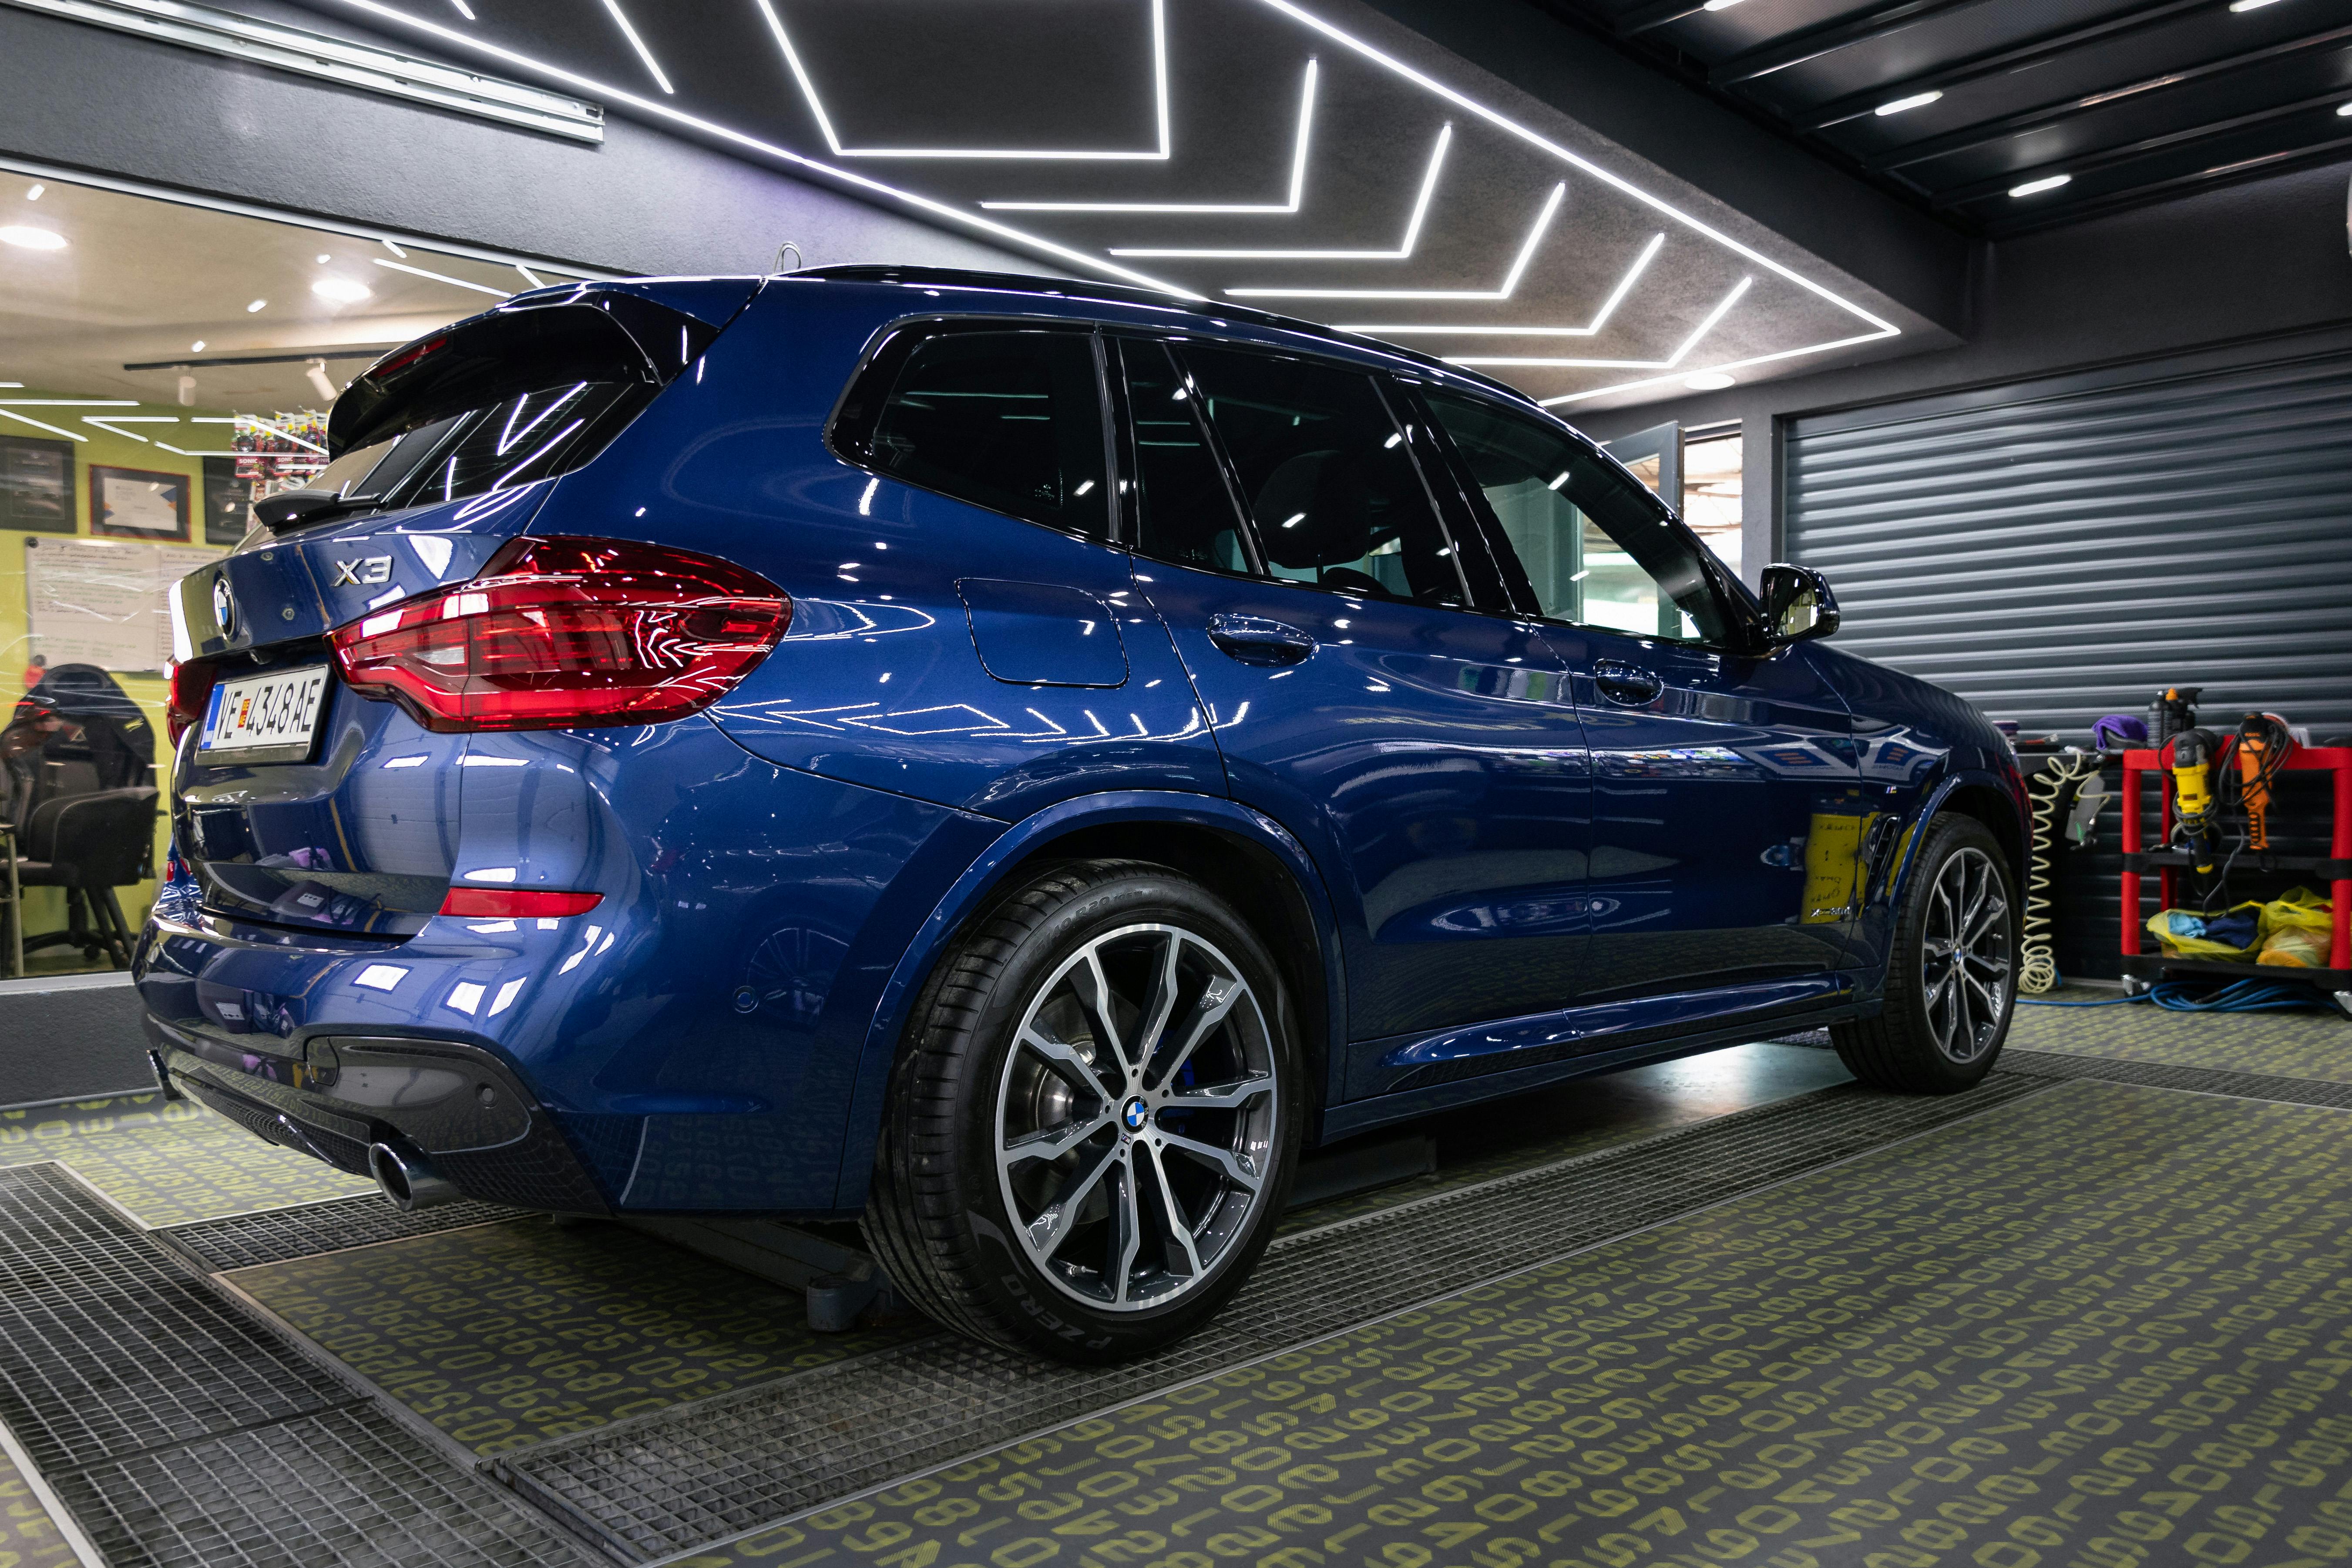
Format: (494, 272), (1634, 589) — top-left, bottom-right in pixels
(202, 456), (250, 545)
(0, 434), (76, 534)
(91, 465), (190, 542)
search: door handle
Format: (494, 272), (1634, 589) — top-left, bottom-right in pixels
(1207, 614), (1315, 667)
(1592, 660), (1663, 705)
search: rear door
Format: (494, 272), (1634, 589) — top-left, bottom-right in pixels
(1116, 338), (1592, 1077)
(1422, 387), (1865, 1008)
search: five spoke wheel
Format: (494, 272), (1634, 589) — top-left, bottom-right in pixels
(995, 923), (1278, 1311)
(1921, 845), (2010, 1063)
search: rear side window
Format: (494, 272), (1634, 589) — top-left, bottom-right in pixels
(1115, 339), (1252, 573)
(1176, 344), (1467, 608)
(846, 328), (1110, 539)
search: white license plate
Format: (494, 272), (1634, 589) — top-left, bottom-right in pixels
(199, 665), (331, 763)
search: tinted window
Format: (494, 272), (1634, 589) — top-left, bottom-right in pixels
(1426, 388), (1734, 645)
(866, 330), (1109, 538)
(1178, 344), (1466, 608)
(327, 300), (710, 512)
(1116, 339), (1251, 573)
(400, 387), (641, 506)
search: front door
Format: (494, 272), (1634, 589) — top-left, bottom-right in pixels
(1113, 338), (1593, 1077)
(1422, 387), (1863, 1013)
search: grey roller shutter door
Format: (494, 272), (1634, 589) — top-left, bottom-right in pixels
(1784, 348), (2352, 741)
(1784, 345), (2352, 978)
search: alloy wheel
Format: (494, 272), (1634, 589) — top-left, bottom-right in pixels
(1922, 846), (2011, 1062)
(994, 923), (1278, 1311)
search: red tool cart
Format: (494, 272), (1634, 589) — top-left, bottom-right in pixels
(2119, 743), (2352, 1007)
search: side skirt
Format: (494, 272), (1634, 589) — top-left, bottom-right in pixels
(1320, 999), (1877, 1143)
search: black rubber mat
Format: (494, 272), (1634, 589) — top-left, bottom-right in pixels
(501, 1076), (2051, 1561)
(2004, 1045), (2352, 1108)
(0, 1164), (597, 1568)
(160, 1193), (523, 1273)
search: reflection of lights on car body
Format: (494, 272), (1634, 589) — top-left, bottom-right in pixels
(140, 266), (2026, 1362)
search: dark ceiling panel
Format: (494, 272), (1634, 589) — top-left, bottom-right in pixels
(284, 0), (1919, 410)
(1534, 0), (2352, 233)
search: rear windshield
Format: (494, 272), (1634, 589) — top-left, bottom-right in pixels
(321, 297), (714, 513)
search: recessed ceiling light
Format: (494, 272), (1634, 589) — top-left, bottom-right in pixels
(2228, 0), (2284, 11)
(312, 276), (373, 303)
(1685, 372), (1736, 390)
(1876, 90), (1944, 117)
(2009, 174), (2072, 198)
(247, 298), (268, 312)
(190, 340), (206, 352)
(1701, 0), (1745, 9)
(0, 226), (67, 251)
(2338, 102), (2352, 116)
(316, 253), (332, 264)
(23, 185), (42, 201)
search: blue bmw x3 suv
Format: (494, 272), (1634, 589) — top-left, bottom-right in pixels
(138, 265), (2026, 1360)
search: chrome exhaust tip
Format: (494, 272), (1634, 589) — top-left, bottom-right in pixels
(367, 1139), (461, 1212)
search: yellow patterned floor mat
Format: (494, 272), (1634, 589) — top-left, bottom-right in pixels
(0, 1092), (374, 1226)
(2012, 982), (2351, 1081)
(685, 1078), (2352, 1568)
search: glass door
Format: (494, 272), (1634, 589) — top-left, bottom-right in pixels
(1601, 421), (1680, 511)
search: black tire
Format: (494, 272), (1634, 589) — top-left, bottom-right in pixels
(1831, 813), (2018, 1094)
(863, 859), (1302, 1363)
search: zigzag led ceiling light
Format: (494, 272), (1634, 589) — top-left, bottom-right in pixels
(325, 0), (1898, 405)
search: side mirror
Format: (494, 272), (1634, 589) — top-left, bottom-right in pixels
(1760, 563), (1840, 645)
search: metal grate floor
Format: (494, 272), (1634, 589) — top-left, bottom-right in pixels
(504, 1076), (2052, 1561)
(160, 1193), (523, 1274)
(0, 1166), (350, 1475)
(0, 1164), (597, 1568)
(54, 1404), (593, 1568)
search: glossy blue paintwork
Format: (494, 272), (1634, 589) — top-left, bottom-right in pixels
(959, 579), (1130, 687)
(171, 493), (550, 939)
(138, 270), (2025, 1219)
(148, 716), (994, 1209)
(1546, 625), (1862, 996)
(1139, 559), (1592, 1075)
(183, 488), (547, 665)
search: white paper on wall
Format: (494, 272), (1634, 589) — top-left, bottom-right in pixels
(24, 537), (226, 674)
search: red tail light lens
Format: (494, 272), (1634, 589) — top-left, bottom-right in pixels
(439, 888), (603, 917)
(167, 658), (219, 746)
(329, 537), (791, 732)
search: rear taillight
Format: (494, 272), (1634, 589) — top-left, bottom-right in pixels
(439, 888), (602, 917)
(328, 536), (790, 732)
(167, 658), (219, 746)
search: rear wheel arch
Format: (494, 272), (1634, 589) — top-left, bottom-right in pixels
(836, 795), (1345, 1211)
(1012, 819), (1337, 1140)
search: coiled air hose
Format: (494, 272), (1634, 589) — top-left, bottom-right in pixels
(2021, 750), (2106, 994)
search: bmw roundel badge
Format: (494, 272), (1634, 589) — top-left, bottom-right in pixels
(212, 575), (236, 638)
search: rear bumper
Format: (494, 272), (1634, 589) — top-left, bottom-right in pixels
(147, 1017), (609, 1213)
